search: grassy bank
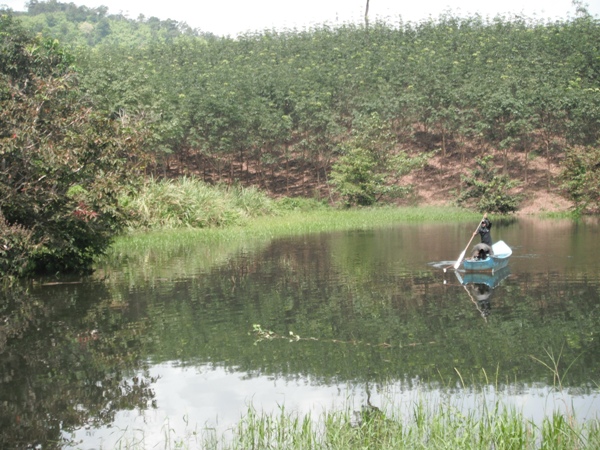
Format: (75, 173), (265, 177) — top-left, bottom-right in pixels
(111, 177), (478, 254)
(96, 177), (479, 290)
(102, 203), (477, 277)
(120, 177), (478, 231)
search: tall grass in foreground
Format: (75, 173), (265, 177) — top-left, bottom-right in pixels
(227, 404), (599, 450)
(111, 399), (600, 450)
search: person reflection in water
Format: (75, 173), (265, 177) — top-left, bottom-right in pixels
(469, 283), (492, 318)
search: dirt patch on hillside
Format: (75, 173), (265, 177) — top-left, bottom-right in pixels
(166, 144), (575, 215)
(401, 150), (574, 215)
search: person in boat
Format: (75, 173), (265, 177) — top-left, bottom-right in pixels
(471, 243), (493, 260)
(471, 214), (493, 259)
(475, 214), (493, 245)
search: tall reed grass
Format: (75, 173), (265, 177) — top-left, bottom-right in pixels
(118, 177), (477, 234)
(110, 396), (600, 450)
(120, 177), (277, 230)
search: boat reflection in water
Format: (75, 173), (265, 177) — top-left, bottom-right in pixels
(454, 266), (511, 319)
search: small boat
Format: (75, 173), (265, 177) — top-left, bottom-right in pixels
(462, 240), (512, 273)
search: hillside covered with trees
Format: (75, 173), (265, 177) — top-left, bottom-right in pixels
(1, 1), (600, 274)
(17, 2), (600, 205)
(12, 0), (210, 45)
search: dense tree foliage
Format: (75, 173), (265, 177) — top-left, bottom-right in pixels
(14, 0), (206, 46)
(4, 1), (600, 232)
(561, 145), (600, 212)
(62, 7), (599, 210)
(0, 13), (146, 276)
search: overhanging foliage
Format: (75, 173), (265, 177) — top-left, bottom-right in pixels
(0, 13), (146, 276)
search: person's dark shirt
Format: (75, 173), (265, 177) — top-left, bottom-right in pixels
(477, 219), (493, 246)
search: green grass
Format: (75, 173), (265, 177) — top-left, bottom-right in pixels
(110, 205), (477, 251)
(100, 205), (478, 275)
(108, 396), (600, 450)
(226, 402), (598, 450)
(117, 176), (477, 238)
(539, 211), (581, 219)
(249, 204), (476, 234)
(120, 177), (278, 230)
(104, 175), (479, 269)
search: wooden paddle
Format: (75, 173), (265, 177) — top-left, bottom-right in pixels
(444, 215), (485, 272)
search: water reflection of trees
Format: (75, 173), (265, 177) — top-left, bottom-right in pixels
(93, 234), (600, 391)
(0, 281), (157, 449)
(5, 225), (599, 445)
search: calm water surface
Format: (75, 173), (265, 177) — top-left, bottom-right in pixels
(1, 217), (599, 448)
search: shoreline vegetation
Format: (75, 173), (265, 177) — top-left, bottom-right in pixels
(106, 176), (569, 256)
(94, 392), (600, 450)
(104, 177), (476, 261)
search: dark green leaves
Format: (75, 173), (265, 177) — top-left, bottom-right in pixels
(1, 14), (146, 276)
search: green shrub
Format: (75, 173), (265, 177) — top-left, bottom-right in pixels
(330, 113), (429, 207)
(457, 156), (522, 214)
(0, 212), (36, 277)
(275, 197), (329, 212)
(561, 144), (600, 213)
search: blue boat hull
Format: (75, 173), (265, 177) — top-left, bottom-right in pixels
(462, 240), (512, 273)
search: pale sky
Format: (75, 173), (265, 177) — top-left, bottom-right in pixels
(2, 0), (599, 36)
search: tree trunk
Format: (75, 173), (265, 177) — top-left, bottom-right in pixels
(285, 144), (290, 195)
(441, 125), (447, 158)
(545, 139), (551, 192)
(524, 147), (529, 186)
(239, 146), (245, 181)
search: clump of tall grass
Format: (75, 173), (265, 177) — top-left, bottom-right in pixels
(120, 177), (277, 231)
(217, 401), (599, 450)
(109, 397), (600, 450)
(116, 176), (480, 237)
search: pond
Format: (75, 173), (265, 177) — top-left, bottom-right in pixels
(1, 216), (599, 448)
